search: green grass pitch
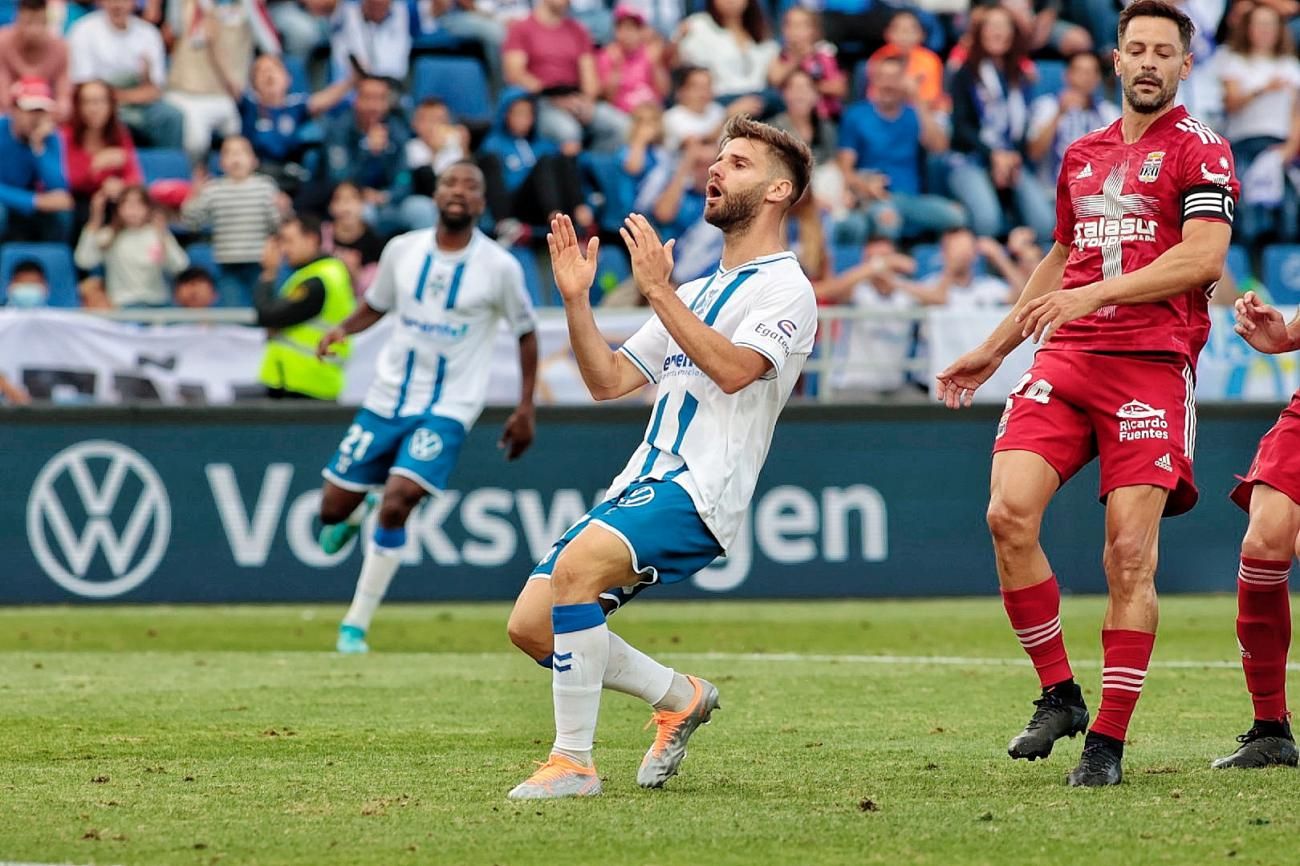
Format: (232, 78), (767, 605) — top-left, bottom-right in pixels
(1, 596), (1295, 866)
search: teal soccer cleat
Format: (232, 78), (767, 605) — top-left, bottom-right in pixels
(336, 625), (369, 654)
(319, 493), (378, 554)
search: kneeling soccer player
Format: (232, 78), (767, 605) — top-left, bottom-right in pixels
(504, 116), (817, 799)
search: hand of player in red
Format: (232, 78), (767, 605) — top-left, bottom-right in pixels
(621, 213), (676, 301)
(1016, 286), (1103, 344)
(547, 214), (600, 304)
(935, 346), (1004, 409)
(1234, 291), (1294, 355)
(498, 405), (536, 461)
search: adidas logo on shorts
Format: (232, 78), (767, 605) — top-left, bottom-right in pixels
(1154, 453), (1173, 472)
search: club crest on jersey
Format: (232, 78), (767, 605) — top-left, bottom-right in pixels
(1138, 151), (1165, 183)
(423, 271), (451, 299)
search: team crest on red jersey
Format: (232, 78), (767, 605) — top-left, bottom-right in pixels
(1138, 151), (1165, 183)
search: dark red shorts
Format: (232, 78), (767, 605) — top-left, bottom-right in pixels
(993, 349), (1198, 516)
(1231, 391), (1300, 512)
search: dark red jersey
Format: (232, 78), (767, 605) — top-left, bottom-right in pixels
(1049, 105), (1239, 364)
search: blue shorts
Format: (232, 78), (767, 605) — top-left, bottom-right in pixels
(322, 408), (466, 496)
(528, 479), (723, 609)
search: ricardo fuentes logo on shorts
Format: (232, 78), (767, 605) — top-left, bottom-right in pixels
(1116, 399), (1169, 442)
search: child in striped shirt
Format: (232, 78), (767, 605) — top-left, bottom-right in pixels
(181, 135), (281, 306)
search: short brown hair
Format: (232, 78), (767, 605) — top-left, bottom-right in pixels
(720, 114), (813, 209)
(1118, 0), (1195, 53)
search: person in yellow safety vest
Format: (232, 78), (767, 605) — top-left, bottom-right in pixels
(256, 214), (357, 400)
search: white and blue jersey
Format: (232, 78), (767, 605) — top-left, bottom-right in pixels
(322, 228), (536, 495)
(362, 228), (536, 428)
(528, 251), (816, 602)
(610, 251), (817, 552)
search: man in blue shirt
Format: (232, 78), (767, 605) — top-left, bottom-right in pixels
(0, 78), (72, 242)
(835, 56), (964, 244)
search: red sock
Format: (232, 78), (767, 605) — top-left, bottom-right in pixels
(1002, 575), (1073, 688)
(1237, 556), (1291, 722)
(1092, 629), (1156, 742)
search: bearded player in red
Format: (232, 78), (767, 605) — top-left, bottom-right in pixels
(936, 0), (1237, 787)
(1209, 292), (1300, 770)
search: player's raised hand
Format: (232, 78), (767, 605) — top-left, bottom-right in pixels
(499, 405), (536, 461)
(1234, 291), (1294, 354)
(621, 213), (675, 300)
(935, 346), (1004, 409)
(1016, 286), (1102, 344)
(547, 214), (600, 304)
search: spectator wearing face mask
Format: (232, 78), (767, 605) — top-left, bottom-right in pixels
(4, 258), (49, 309)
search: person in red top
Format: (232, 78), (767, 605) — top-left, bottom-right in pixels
(1208, 291), (1300, 769)
(60, 79), (143, 233)
(936, 0), (1237, 788)
(502, 0), (630, 153)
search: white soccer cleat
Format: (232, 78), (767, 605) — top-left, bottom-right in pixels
(637, 675), (720, 788)
(507, 754), (602, 800)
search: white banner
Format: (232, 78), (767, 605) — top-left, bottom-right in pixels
(0, 309), (654, 406)
(2, 307), (1294, 406)
(926, 306), (1300, 404)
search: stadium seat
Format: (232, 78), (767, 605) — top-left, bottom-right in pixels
(508, 245), (545, 306)
(185, 243), (218, 278)
(412, 56), (492, 126)
(832, 243), (862, 275)
(911, 243), (943, 277)
(579, 151), (636, 234)
(0, 243), (78, 308)
(1226, 244), (1251, 284)
(1262, 245), (1300, 305)
(137, 148), (193, 184)
(1030, 59), (1066, 101)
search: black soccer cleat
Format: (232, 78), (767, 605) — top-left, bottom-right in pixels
(1066, 732), (1124, 787)
(1212, 721), (1299, 769)
(1007, 683), (1090, 761)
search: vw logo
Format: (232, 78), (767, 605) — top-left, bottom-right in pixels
(26, 440), (171, 599)
(619, 486), (656, 508)
(408, 429), (444, 462)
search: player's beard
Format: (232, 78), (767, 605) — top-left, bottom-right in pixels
(1122, 72), (1178, 114)
(439, 210), (475, 232)
(705, 180), (766, 235)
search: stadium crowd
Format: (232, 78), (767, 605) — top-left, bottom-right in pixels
(0, 0), (1295, 326)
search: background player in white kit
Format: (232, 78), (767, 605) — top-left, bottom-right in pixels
(505, 116), (818, 800)
(314, 162), (539, 654)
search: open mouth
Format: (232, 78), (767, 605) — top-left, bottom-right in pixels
(444, 200), (468, 212)
(705, 181), (723, 202)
